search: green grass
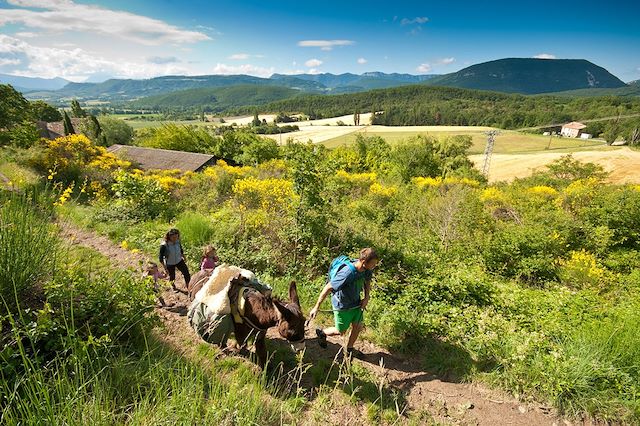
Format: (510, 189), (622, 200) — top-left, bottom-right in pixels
(322, 128), (606, 154)
(0, 190), (58, 314)
(0, 161), (40, 189)
(104, 114), (219, 130)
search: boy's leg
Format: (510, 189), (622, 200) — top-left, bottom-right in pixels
(322, 326), (342, 336)
(346, 322), (363, 349)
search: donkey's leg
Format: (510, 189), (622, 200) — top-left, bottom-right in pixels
(233, 323), (252, 356)
(254, 331), (268, 367)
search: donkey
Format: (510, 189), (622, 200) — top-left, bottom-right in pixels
(188, 266), (306, 366)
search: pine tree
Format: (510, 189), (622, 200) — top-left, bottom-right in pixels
(63, 111), (75, 135)
(70, 99), (87, 118)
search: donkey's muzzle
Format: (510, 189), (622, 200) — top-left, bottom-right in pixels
(290, 340), (306, 352)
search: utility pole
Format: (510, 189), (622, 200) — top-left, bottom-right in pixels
(482, 130), (500, 177)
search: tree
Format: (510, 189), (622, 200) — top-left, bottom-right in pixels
(30, 100), (62, 122)
(251, 111), (261, 127)
(0, 84), (31, 129)
(8, 122), (40, 148)
(70, 99), (87, 118)
(63, 111), (75, 135)
(239, 136), (280, 165)
(602, 121), (620, 145)
(98, 116), (134, 146)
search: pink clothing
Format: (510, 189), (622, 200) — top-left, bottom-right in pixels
(145, 269), (166, 284)
(200, 256), (218, 270)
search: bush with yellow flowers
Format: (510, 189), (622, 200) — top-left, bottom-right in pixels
(30, 134), (130, 184)
(558, 249), (608, 290)
(413, 176), (480, 189)
(232, 177), (297, 212)
(329, 170), (377, 198)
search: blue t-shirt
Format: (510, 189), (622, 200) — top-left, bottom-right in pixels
(330, 261), (373, 310)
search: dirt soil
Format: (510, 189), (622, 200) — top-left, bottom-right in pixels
(59, 221), (599, 426)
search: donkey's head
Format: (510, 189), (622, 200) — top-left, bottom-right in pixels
(273, 281), (306, 352)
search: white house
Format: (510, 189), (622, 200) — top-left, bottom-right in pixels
(560, 122), (587, 138)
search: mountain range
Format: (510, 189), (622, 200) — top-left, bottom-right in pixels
(7, 58), (635, 108)
(0, 73), (70, 92)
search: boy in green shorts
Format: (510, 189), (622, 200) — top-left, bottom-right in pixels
(309, 248), (380, 359)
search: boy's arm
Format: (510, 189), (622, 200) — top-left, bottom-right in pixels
(309, 282), (332, 319)
(361, 278), (371, 309)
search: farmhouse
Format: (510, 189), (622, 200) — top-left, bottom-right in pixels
(36, 118), (86, 139)
(560, 121), (587, 138)
(107, 145), (217, 172)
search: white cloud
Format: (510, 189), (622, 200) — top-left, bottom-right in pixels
(0, 34), (189, 81)
(436, 57), (455, 65)
(0, 58), (21, 66)
(14, 31), (37, 38)
(307, 68), (321, 75)
(297, 40), (354, 51)
(305, 58), (322, 67)
(534, 53), (556, 59)
(229, 53), (249, 60)
(0, 0), (210, 45)
(401, 17), (429, 25)
(417, 63), (432, 73)
(211, 63), (274, 77)
(147, 56), (180, 64)
(357, 57), (367, 64)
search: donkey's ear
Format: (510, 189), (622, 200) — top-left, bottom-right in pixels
(288, 281), (300, 307)
(274, 300), (292, 319)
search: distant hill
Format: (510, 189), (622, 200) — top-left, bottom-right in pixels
(128, 85), (301, 112)
(25, 72), (441, 103)
(425, 58), (627, 94)
(25, 74), (325, 103)
(0, 73), (70, 92)
(541, 85), (640, 97)
(270, 72), (437, 92)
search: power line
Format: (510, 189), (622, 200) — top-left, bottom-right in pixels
(482, 130), (500, 177)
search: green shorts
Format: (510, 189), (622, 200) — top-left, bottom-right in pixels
(333, 307), (364, 333)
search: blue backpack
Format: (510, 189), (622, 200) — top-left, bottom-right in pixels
(327, 255), (357, 282)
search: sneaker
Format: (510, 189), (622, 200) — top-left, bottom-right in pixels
(346, 347), (364, 360)
(315, 328), (327, 348)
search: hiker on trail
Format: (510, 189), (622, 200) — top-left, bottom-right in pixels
(309, 248), (380, 359)
(159, 228), (191, 292)
(143, 261), (168, 306)
(200, 245), (219, 270)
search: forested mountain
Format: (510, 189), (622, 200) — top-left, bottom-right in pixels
(242, 85), (640, 129)
(425, 58), (627, 94)
(128, 85), (301, 111)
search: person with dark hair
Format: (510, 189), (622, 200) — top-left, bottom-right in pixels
(159, 228), (191, 292)
(309, 247), (380, 359)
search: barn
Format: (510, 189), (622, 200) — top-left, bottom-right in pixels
(560, 121), (587, 138)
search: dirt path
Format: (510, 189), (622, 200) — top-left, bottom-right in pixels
(60, 221), (584, 425)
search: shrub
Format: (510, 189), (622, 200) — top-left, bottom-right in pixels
(108, 170), (170, 220)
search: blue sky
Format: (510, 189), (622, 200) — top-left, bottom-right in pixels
(1, 0), (638, 82)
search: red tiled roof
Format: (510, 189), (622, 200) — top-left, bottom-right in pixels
(562, 121), (587, 130)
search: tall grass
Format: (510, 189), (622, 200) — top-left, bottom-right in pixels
(175, 211), (215, 248)
(0, 327), (295, 425)
(0, 190), (58, 314)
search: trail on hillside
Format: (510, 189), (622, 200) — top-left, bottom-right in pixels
(60, 221), (586, 426)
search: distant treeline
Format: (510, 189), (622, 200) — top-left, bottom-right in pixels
(230, 85), (640, 129)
